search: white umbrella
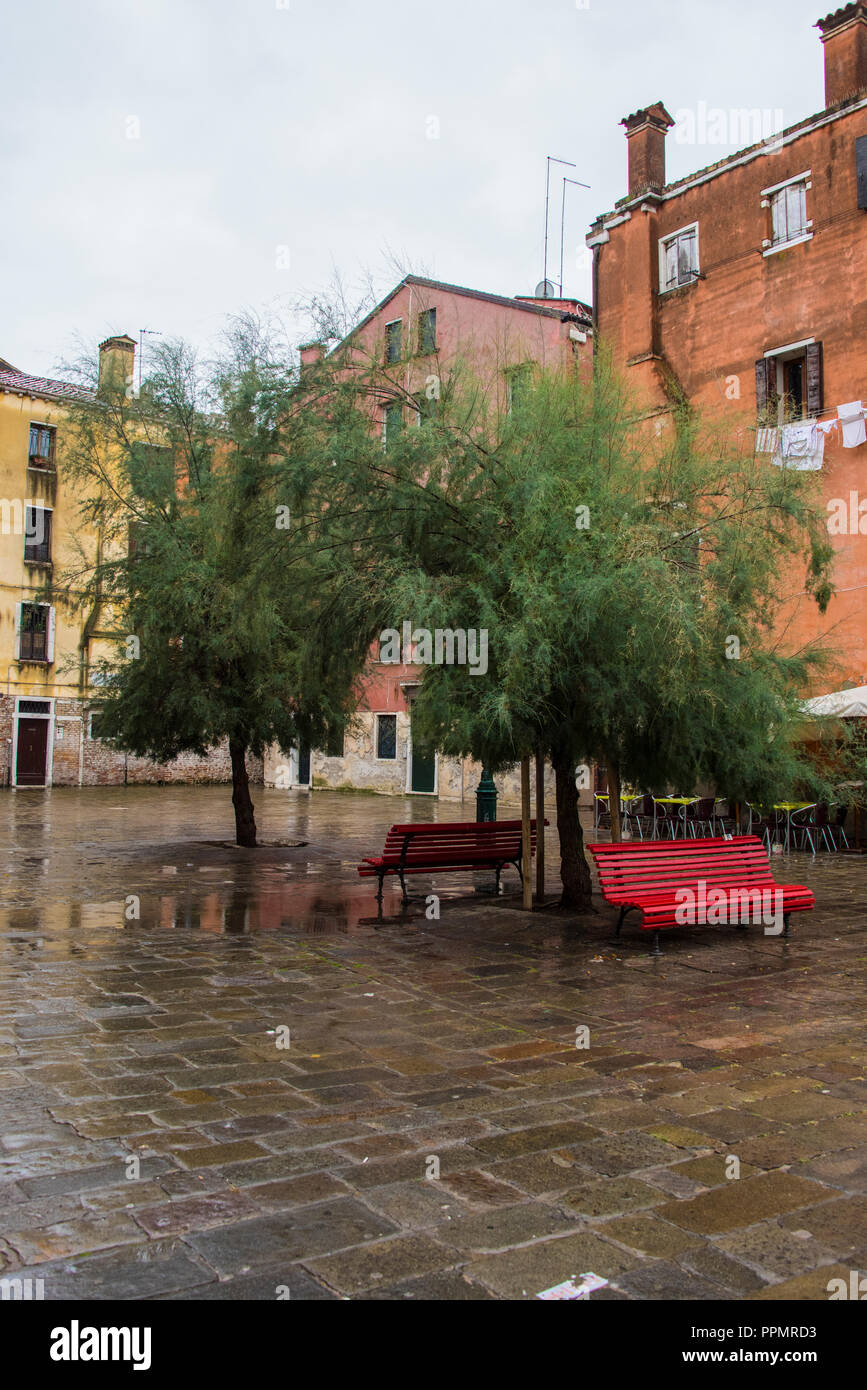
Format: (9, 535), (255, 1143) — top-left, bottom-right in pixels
(803, 685), (867, 718)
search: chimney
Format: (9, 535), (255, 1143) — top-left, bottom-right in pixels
(98, 334), (136, 398)
(817, 4), (867, 106)
(621, 102), (675, 197)
(299, 341), (325, 367)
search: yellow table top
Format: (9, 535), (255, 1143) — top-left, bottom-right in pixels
(654, 797), (696, 806)
(773, 802), (813, 811)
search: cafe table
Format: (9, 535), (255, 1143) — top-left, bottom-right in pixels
(772, 802), (813, 853)
(652, 796), (696, 839)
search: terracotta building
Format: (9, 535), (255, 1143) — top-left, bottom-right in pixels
(265, 274), (593, 801)
(587, 5), (867, 686)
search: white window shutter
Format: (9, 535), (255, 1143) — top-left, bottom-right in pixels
(13, 602), (22, 659)
(46, 605), (56, 664)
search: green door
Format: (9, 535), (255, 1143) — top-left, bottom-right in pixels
(410, 712), (436, 793)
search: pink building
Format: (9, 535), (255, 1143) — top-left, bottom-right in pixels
(266, 275), (592, 803)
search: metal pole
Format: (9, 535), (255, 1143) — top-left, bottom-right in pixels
(521, 755), (532, 909)
(560, 176), (590, 297)
(544, 157), (576, 290)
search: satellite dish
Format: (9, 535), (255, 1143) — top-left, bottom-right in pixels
(534, 279), (557, 297)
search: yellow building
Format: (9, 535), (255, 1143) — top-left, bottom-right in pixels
(0, 335), (238, 788)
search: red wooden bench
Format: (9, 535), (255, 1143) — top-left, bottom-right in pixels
(358, 819), (546, 904)
(588, 835), (814, 954)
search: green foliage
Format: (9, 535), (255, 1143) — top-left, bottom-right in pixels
(376, 353), (836, 808)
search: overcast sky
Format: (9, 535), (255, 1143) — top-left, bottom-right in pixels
(1, 0), (830, 377)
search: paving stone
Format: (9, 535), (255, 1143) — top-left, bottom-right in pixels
(187, 1198), (398, 1275)
(678, 1243), (766, 1294)
(357, 1268), (496, 1299)
(716, 1222), (840, 1279)
(165, 1267), (337, 1300)
(560, 1176), (665, 1218)
(174, 1141), (269, 1169)
(599, 1214), (702, 1258)
(468, 1121), (600, 1161)
(779, 1196), (867, 1260)
(437, 1203), (581, 1253)
(133, 1190), (261, 1237)
(304, 1233), (459, 1294)
(746, 1263), (853, 1300)
(4, 1240), (213, 1299)
(467, 1231), (640, 1299)
(614, 1260), (723, 1301)
(245, 1173), (353, 1210)
(657, 1173), (834, 1235)
(568, 1130), (681, 1176)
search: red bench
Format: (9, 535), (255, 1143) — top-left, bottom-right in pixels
(588, 835), (814, 954)
(358, 819), (546, 903)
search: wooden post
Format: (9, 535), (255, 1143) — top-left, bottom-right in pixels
(535, 749), (545, 901)
(521, 754), (533, 909)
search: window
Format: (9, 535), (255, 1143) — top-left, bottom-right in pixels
(417, 308), (436, 355)
(762, 173), (811, 253)
(508, 364), (533, 414)
(127, 520), (152, 561)
(376, 713), (397, 759)
(385, 319), (402, 364)
(88, 711), (103, 740)
(18, 603), (52, 662)
(24, 506), (51, 564)
(28, 423), (55, 468)
(755, 341), (823, 424)
(382, 401), (403, 450)
(659, 224), (699, 292)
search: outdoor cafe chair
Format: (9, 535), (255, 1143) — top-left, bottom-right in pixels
(791, 803), (835, 855)
(683, 796), (715, 838)
(711, 798), (738, 836)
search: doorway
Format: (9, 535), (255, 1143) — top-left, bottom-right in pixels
(296, 743), (311, 787)
(15, 700), (52, 786)
(409, 709), (436, 794)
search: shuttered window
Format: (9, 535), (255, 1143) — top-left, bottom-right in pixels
(417, 309), (436, 355)
(19, 603), (48, 662)
(24, 507), (52, 564)
(659, 224), (699, 291)
(858, 135), (867, 210)
(376, 714), (397, 759)
(385, 320), (402, 364)
(756, 342), (823, 423)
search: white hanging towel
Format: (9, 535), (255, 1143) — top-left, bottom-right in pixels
(817, 419), (839, 438)
(782, 421), (818, 458)
(774, 422), (824, 470)
(838, 401), (866, 448)
(755, 426), (780, 454)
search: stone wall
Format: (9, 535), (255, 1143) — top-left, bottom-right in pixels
(0, 695), (263, 787)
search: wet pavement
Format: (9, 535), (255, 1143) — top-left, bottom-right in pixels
(0, 785), (865, 1301)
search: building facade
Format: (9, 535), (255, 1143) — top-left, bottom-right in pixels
(264, 274), (593, 803)
(0, 338), (252, 788)
(587, 5), (867, 688)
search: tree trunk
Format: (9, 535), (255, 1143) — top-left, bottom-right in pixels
(230, 737), (257, 847)
(608, 758), (623, 842)
(552, 746), (593, 912)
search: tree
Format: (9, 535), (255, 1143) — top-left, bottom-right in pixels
(374, 356), (835, 909)
(54, 318), (387, 846)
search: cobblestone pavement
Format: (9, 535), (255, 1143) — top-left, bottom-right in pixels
(0, 786), (865, 1301)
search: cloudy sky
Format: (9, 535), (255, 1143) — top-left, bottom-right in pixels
(1, 0), (830, 377)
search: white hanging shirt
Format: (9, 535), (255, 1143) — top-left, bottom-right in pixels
(838, 401), (866, 449)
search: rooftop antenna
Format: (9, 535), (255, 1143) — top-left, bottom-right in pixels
(559, 175), (590, 297)
(544, 156), (575, 292)
(137, 328), (161, 392)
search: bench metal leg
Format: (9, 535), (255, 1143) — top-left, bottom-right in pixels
(651, 931), (661, 956)
(783, 913), (791, 938)
(615, 906), (625, 937)
(397, 869), (408, 905)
